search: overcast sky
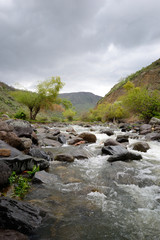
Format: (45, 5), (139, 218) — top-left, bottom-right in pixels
(0, 0), (160, 96)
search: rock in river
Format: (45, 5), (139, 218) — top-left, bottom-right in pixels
(0, 197), (45, 233)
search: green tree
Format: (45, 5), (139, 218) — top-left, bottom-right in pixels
(122, 85), (160, 121)
(63, 108), (76, 121)
(12, 77), (64, 120)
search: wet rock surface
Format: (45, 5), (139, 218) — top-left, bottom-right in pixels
(0, 197), (45, 233)
(0, 229), (29, 240)
(0, 162), (11, 188)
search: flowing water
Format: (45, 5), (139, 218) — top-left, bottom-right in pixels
(27, 125), (160, 240)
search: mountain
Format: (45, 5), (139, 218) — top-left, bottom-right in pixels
(99, 58), (160, 105)
(59, 92), (102, 114)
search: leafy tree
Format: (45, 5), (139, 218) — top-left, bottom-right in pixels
(122, 84), (160, 121)
(63, 108), (76, 121)
(12, 77), (64, 120)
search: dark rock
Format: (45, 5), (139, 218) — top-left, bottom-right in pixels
(2, 155), (49, 173)
(0, 162), (11, 188)
(139, 124), (152, 135)
(6, 120), (33, 138)
(48, 129), (60, 136)
(31, 131), (38, 145)
(130, 142), (150, 152)
(116, 134), (129, 143)
(29, 148), (51, 161)
(58, 134), (66, 144)
(104, 139), (121, 146)
(108, 151), (142, 162)
(68, 137), (83, 145)
(54, 154), (74, 162)
(0, 197), (45, 233)
(78, 132), (97, 143)
(66, 127), (76, 133)
(0, 229), (29, 240)
(102, 145), (128, 155)
(100, 129), (114, 136)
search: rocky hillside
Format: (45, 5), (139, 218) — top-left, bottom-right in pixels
(59, 92), (101, 114)
(99, 58), (160, 105)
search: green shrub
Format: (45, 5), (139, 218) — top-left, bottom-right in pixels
(14, 109), (27, 120)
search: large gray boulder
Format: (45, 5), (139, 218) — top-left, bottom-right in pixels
(149, 117), (160, 125)
(0, 197), (45, 233)
(6, 120), (33, 138)
(104, 138), (121, 146)
(102, 145), (127, 155)
(139, 124), (152, 135)
(54, 154), (74, 162)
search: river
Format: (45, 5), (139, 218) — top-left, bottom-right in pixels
(27, 124), (160, 240)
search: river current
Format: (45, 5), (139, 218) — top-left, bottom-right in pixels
(27, 125), (160, 240)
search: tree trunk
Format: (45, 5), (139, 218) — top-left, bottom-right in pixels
(32, 107), (40, 120)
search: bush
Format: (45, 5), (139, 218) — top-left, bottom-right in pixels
(63, 108), (76, 121)
(14, 109), (27, 120)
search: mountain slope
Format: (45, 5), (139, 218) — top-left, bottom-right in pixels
(99, 58), (160, 105)
(59, 92), (102, 114)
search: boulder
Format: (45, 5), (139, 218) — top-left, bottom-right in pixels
(104, 139), (120, 146)
(54, 154), (74, 162)
(1, 155), (49, 173)
(20, 137), (32, 150)
(41, 138), (62, 147)
(0, 229), (29, 240)
(66, 127), (76, 133)
(100, 129), (114, 136)
(0, 162), (11, 188)
(102, 145), (128, 155)
(6, 120), (33, 138)
(29, 148), (51, 161)
(31, 131), (38, 145)
(149, 117), (160, 125)
(0, 140), (23, 158)
(0, 197), (45, 233)
(0, 131), (24, 150)
(116, 134), (129, 143)
(47, 128), (60, 136)
(145, 132), (160, 141)
(58, 134), (66, 144)
(130, 142), (150, 152)
(108, 151), (142, 162)
(78, 132), (97, 143)
(68, 137), (83, 145)
(0, 121), (13, 132)
(139, 124), (152, 135)
(33, 170), (57, 184)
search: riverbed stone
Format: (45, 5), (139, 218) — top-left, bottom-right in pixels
(108, 151), (142, 162)
(0, 229), (29, 240)
(0, 121), (13, 132)
(145, 132), (160, 141)
(0, 197), (45, 233)
(100, 129), (114, 136)
(130, 142), (150, 152)
(54, 154), (74, 162)
(78, 132), (97, 143)
(104, 139), (121, 146)
(33, 170), (57, 184)
(116, 134), (129, 143)
(0, 131), (24, 150)
(139, 124), (152, 135)
(0, 162), (11, 188)
(29, 148), (51, 161)
(6, 119), (33, 138)
(0, 140), (23, 158)
(102, 145), (128, 155)
(41, 138), (62, 147)
(1, 155), (49, 173)
(68, 137), (83, 145)
(149, 117), (160, 125)
(0, 148), (11, 157)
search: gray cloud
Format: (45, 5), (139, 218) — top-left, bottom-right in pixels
(0, 0), (160, 96)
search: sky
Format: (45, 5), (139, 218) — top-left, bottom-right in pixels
(0, 0), (160, 97)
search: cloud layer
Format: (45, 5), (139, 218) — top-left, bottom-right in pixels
(0, 0), (160, 96)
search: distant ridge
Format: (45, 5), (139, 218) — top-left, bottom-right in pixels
(59, 92), (102, 114)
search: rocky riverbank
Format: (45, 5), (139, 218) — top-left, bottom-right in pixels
(0, 117), (160, 239)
